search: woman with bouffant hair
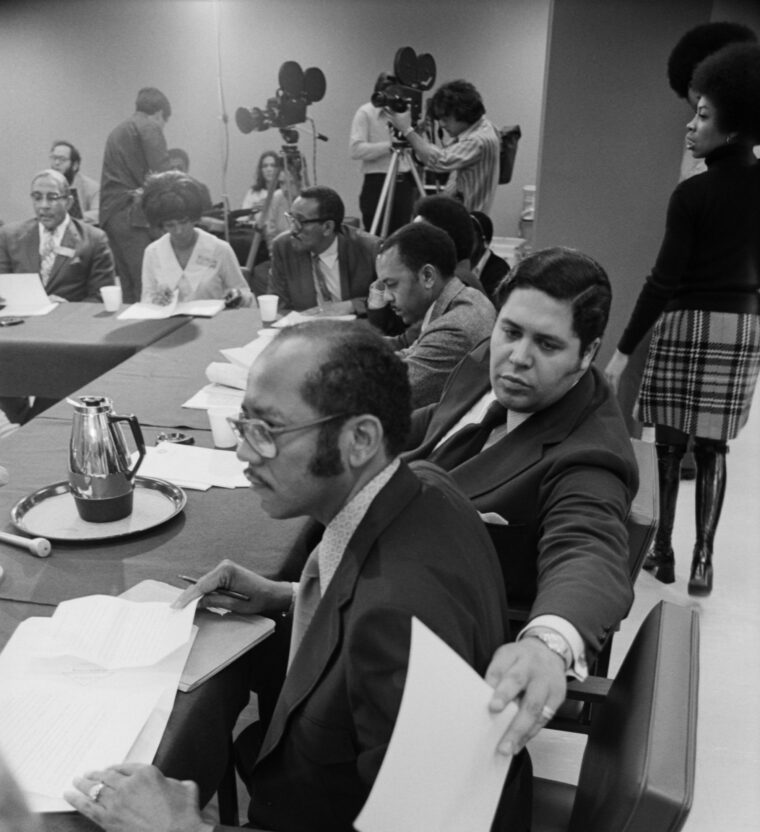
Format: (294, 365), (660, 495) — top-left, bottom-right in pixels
(141, 171), (252, 308)
(606, 42), (760, 595)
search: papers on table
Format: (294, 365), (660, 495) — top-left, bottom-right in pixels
(183, 382), (245, 410)
(0, 273), (58, 316)
(118, 294), (225, 320)
(122, 581), (275, 692)
(135, 442), (248, 490)
(204, 329), (280, 391)
(0, 592), (198, 811)
(273, 310), (356, 328)
(354, 618), (516, 832)
(205, 361), (248, 390)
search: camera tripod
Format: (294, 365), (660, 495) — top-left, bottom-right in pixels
(244, 141), (309, 274)
(369, 138), (426, 238)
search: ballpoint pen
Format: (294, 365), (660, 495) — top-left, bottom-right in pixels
(178, 574), (251, 602)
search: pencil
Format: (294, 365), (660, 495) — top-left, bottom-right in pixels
(177, 574), (251, 602)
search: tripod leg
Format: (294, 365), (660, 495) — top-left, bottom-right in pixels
(407, 156), (427, 199)
(370, 150), (400, 236)
(381, 159), (399, 238)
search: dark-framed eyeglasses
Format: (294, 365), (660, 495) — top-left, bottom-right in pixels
(227, 412), (349, 458)
(30, 192), (68, 203)
(284, 212), (330, 230)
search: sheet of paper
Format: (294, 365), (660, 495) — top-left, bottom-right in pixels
(135, 442), (248, 489)
(354, 618), (516, 832)
(0, 273), (58, 315)
(182, 382), (245, 410)
(273, 310), (356, 328)
(0, 681), (161, 801)
(205, 361), (248, 390)
(220, 329), (279, 368)
(34, 594), (197, 670)
(0, 614), (194, 812)
(118, 297), (224, 320)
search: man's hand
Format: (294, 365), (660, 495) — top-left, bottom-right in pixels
(65, 763), (212, 832)
(172, 558), (292, 615)
(486, 639), (567, 756)
(385, 109), (413, 135)
(604, 349), (629, 395)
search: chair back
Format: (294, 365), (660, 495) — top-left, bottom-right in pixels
(567, 601), (699, 832)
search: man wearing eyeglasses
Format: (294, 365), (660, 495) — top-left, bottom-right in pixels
(0, 168), (116, 425)
(269, 185), (379, 316)
(0, 169), (115, 303)
(48, 140), (100, 224)
(66, 321), (532, 832)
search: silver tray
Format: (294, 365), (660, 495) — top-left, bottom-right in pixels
(11, 476), (187, 542)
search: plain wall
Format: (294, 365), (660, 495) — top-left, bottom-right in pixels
(0, 0), (550, 237)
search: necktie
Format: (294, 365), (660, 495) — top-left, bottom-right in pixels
(288, 546), (321, 665)
(39, 232), (56, 288)
(429, 399), (507, 471)
(69, 187), (83, 219)
(311, 255), (333, 308)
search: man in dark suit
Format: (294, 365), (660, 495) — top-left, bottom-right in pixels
(0, 169), (115, 302)
(67, 322), (539, 831)
(269, 186), (379, 315)
(405, 247), (638, 750)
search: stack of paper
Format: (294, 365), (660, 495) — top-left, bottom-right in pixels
(273, 310), (356, 328)
(136, 442), (248, 490)
(118, 295), (224, 320)
(0, 593), (198, 812)
(0, 273), (58, 316)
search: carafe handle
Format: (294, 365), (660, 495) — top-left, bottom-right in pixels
(108, 414), (146, 480)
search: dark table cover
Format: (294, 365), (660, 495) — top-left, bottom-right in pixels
(40, 306), (261, 430)
(0, 303), (190, 398)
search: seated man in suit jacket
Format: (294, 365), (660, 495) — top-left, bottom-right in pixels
(66, 321), (540, 832)
(269, 186), (379, 316)
(376, 222), (496, 407)
(0, 169), (115, 302)
(404, 247), (639, 751)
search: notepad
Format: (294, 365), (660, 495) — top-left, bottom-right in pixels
(118, 297), (225, 319)
(121, 580), (275, 692)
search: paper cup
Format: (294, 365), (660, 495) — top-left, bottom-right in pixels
(100, 285), (122, 311)
(207, 406), (239, 449)
(258, 294), (279, 323)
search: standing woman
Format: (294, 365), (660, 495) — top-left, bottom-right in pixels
(141, 171), (253, 307)
(605, 43), (760, 595)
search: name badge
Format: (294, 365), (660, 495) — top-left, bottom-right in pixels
(55, 245), (76, 257)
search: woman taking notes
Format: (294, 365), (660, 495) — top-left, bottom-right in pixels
(141, 172), (253, 308)
(606, 43), (760, 595)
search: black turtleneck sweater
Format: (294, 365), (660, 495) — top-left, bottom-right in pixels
(618, 143), (760, 355)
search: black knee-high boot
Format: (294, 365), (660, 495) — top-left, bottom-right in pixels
(688, 440), (727, 595)
(643, 443), (685, 584)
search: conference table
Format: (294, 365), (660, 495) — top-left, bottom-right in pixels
(0, 305), (305, 829)
(0, 302), (190, 399)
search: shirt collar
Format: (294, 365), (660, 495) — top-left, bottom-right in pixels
(38, 214), (70, 248)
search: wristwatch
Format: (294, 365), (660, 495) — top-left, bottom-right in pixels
(521, 628), (572, 672)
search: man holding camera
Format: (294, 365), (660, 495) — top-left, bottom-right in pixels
(387, 79), (500, 213)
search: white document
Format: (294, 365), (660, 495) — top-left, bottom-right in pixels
(0, 273), (58, 315)
(273, 310), (356, 328)
(354, 618), (516, 832)
(0, 612), (194, 812)
(220, 329), (279, 368)
(182, 382), (245, 411)
(34, 594), (198, 670)
(118, 295), (224, 320)
(135, 442), (248, 490)
(205, 361), (248, 391)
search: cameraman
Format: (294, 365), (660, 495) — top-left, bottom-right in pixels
(349, 72), (415, 233)
(387, 79), (500, 213)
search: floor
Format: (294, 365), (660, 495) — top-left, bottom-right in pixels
(530, 384), (760, 830)
(204, 389), (760, 830)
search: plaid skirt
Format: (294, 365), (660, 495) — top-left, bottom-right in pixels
(636, 309), (760, 440)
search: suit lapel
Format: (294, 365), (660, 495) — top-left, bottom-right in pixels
(336, 229), (350, 301)
(47, 219), (81, 291)
(256, 462), (422, 763)
(452, 368), (601, 498)
(23, 222), (41, 272)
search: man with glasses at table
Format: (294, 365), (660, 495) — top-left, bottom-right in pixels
(268, 185), (379, 316)
(66, 321), (537, 832)
(0, 168), (116, 425)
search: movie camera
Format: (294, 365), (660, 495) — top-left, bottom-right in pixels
(370, 47), (436, 127)
(235, 61), (326, 142)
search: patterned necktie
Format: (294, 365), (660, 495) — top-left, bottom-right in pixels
(288, 546), (321, 666)
(39, 232), (56, 288)
(428, 399), (507, 471)
(311, 254), (333, 307)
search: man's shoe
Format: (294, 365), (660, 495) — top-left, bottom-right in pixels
(642, 547), (676, 584)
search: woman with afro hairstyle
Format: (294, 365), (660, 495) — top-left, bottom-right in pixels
(606, 42), (760, 596)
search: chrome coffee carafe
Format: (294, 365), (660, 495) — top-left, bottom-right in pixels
(68, 395), (146, 522)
